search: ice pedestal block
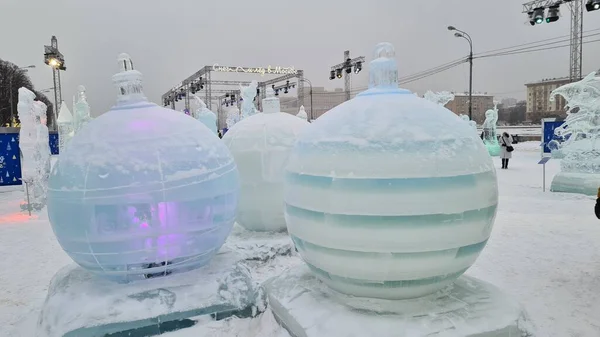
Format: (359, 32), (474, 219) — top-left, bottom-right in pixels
(486, 143), (501, 157)
(550, 171), (600, 196)
(36, 250), (265, 337)
(265, 266), (535, 337)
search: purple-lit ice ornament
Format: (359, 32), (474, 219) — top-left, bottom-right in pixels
(47, 53), (239, 282)
(285, 43), (498, 299)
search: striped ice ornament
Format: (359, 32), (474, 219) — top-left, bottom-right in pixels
(285, 169), (497, 299)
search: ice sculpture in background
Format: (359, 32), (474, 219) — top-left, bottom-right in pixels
(226, 105), (241, 129)
(460, 114), (478, 133)
(73, 85), (93, 135)
(482, 104), (500, 156)
(31, 101), (51, 210)
(57, 102), (74, 154)
(423, 90), (455, 106)
(550, 71), (600, 195)
(47, 53), (240, 282)
(223, 87), (309, 232)
(240, 80), (258, 119)
(191, 95), (218, 135)
(285, 42), (498, 300)
(297, 105), (308, 120)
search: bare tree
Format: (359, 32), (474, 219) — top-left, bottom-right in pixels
(0, 59), (53, 128)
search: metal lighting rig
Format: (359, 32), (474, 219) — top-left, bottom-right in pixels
(522, 0), (600, 81)
(43, 36), (66, 129)
(161, 66), (306, 113)
(329, 50), (365, 101)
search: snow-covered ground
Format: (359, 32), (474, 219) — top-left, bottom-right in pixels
(1, 141), (599, 337)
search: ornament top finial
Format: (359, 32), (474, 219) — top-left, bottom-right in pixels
(112, 53), (146, 106)
(369, 42), (399, 89)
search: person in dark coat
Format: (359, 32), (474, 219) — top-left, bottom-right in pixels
(499, 132), (513, 169)
(595, 188), (600, 219)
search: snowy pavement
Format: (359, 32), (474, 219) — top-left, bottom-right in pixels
(0, 142), (599, 337)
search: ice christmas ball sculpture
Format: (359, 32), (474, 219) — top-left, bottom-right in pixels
(223, 88), (309, 231)
(285, 43), (498, 300)
(47, 54), (239, 282)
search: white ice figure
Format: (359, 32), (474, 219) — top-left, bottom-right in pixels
(31, 100), (51, 209)
(423, 90), (455, 106)
(285, 42), (498, 300)
(57, 102), (74, 154)
(240, 80), (258, 119)
(191, 95), (217, 135)
(73, 85), (92, 135)
(223, 87), (310, 232)
(226, 105), (241, 129)
(482, 104), (500, 156)
(550, 71), (600, 195)
(460, 114), (478, 133)
(297, 105), (308, 121)
(17, 88), (37, 184)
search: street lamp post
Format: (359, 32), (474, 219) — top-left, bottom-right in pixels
(299, 78), (313, 121)
(448, 26), (474, 121)
(9, 65), (36, 127)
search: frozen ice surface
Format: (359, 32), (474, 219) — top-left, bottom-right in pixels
(460, 114), (478, 134)
(191, 95), (218, 135)
(223, 89), (309, 232)
(285, 42), (497, 300)
(265, 266), (535, 337)
(35, 249), (265, 337)
(549, 72), (600, 195)
(423, 90), (455, 106)
(47, 54), (240, 282)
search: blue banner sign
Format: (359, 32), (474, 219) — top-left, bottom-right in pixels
(541, 118), (566, 155)
(0, 130), (59, 186)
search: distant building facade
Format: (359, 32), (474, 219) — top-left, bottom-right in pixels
(525, 77), (570, 123)
(444, 93), (495, 124)
(500, 97), (518, 108)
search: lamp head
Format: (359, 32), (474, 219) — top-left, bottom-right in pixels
(447, 26), (456, 31)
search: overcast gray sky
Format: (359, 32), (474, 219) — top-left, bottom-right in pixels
(2, 0), (600, 116)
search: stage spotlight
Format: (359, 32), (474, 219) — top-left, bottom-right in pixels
(336, 69), (342, 78)
(546, 5), (560, 23)
(329, 70), (335, 80)
(586, 0), (600, 11)
(354, 62), (362, 74)
(533, 7), (545, 24)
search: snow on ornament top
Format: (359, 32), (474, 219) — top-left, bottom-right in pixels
(47, 53), (240, 282)
(285, 42), (498, 300)
(223, 86), (309, 232)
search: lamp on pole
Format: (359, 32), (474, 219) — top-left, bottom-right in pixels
(448, 26), (473, 121)
(299, 78), (313, 121)
(9, 65), (36, 127)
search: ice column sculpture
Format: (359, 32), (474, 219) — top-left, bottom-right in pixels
(57, 102), (74, 154)
(30, 101), (51, 210)
(17, 88), (38, 208)
(460, 114), (478, 134)
(285, 42), (498, 299)
(482, 104), (500, 156)
(240, 80), (258, 119)
(191, 95), (218, 135)
(47, 53), (240, 282)
(550, 71), (600, 195)
(423, 90), (455, 106)
(297, 105), (308, 121)
(223, 87), (309, 231)
(73, 85), (93, 135)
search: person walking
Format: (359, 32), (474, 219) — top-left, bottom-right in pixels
(500, 132), (514, 169)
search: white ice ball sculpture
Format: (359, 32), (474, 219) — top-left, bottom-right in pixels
(223, 88), (309, 232)
(47, 54), (239, 282)
(285, 43), (498, 300)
